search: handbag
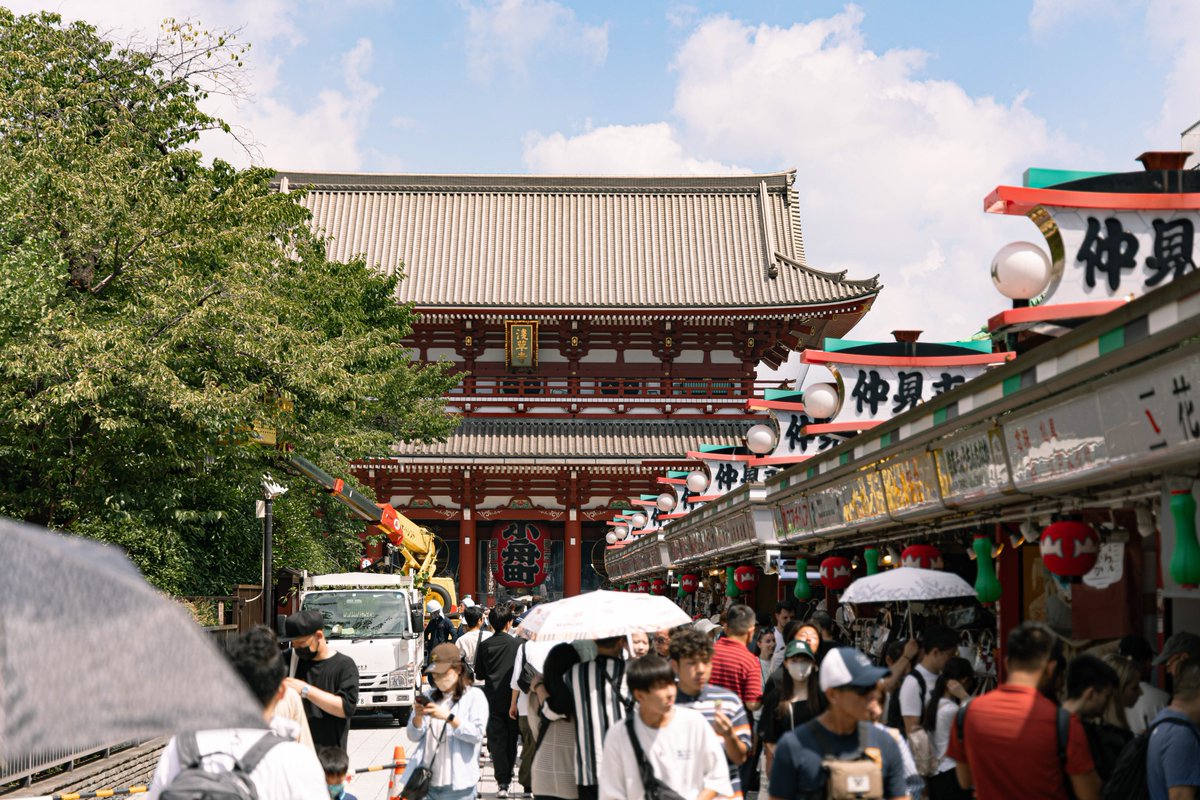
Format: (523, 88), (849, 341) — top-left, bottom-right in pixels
(400, 712), (450, 800)
(517, 641), (538, 693)
(624, 716), (688, 800)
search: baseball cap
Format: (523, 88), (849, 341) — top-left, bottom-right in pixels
(1153, 632), (1200, 665)
(281, 609), (323, 641)
(426, 599), (443, 614)
(819, 647), (889, 692)
(784, 640), (817, 661)
(425, 643), (463, 674)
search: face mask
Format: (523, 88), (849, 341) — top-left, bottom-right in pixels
(327, 784), (344, 799)
(433, 671), (457, 692)
(294, 645), (316, 661)
(787, 661), (813, 682)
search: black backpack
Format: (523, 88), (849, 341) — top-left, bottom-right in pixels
(886, 668), (926, 739)
(1100, 716), (1200, 800)
(161, 731), (286, 800)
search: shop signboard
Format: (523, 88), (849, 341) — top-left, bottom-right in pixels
(841, 470), (889, 528)
(934, 428), (1014, 508)
(879, 450), (944, 520)
(1004, 350), (1200, 491)
(774, 494), (814, 542)
(808, 484), (847, 538)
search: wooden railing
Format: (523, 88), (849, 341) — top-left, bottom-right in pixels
(447, 376), (785, 408)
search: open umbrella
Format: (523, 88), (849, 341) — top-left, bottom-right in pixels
(514, 590), (692, 641)
(839, 567), (976, 605)
(0, 517), (264, 762)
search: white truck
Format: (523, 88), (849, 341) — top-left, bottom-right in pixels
(298, 572), (426, 724)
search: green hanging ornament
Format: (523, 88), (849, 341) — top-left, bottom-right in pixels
(677, 582), (687, 600)
(793, 558), (812, 600)
(973, 534), (1002, 604)
(1170, 489), (1200, 589)
(725, 566), (740, 598)
(864, 547), (880, 576)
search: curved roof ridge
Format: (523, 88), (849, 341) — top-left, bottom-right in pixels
(275, 170), (797, 193)
(773, 250), (879, 290)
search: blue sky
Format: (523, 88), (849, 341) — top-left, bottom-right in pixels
(16, 0), (1200, 338)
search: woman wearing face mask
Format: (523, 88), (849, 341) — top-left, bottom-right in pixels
(764, 620), (823, 694)
(402, 643), (489, 800)
(757, 641), (825, 780)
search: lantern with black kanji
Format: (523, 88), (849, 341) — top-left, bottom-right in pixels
(901, 544), (943, 571)
(494, 521), (547, 588)
(820, 556), (853, 591)
(734, 565), (759, 594)
(1040, 521), (1099, 580)
(650, 578), (667, 596)
(680, 573), (700, 594)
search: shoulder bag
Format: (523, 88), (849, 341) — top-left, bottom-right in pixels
(624, 716), (688, 800)
(805, 720), (884, 800)
(401, 712), (450, 800)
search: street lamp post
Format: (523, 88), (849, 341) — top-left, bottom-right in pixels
(261, 475), (288, 626)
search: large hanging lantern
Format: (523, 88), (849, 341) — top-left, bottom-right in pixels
(793, 558), (812, 600)
(1170, 490), (1200, 589)
(733, 565), (759, 593)
(820, 556), (853, 591)
(973, 534), (1002, 603)
(864, 547), (880, 575)
(656, 492), (677, 513)
(901, 544), (943, 570)
(680, 573), (700, 594)
(725, 566), (740, 598)
(686, 470), (710, 493)
(1040, 521), (1100, 579)
(650, 578), (667, 596)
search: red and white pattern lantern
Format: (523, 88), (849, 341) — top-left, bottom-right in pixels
(1040, 521), (1100, 578)
(820, 556), (853, 591)
(733, 565), (759, 593)
(680, 573), (700, 594)
(636, 580), (651, 593)
(901, 544), (943, 571)
(650, 578), (667, 596)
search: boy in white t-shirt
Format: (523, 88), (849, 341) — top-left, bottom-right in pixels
(598, 654), (732, 800)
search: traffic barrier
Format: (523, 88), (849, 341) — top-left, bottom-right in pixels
(20, 786), (147, 800)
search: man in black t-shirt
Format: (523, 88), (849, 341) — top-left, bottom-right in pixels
(282, 609), (359, 750)
(769, 647), (910, 800)
(475, 606), (521, 798)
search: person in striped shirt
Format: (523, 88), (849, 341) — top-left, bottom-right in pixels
(671, 627), (753, 799)
(564, 635), (631, 800)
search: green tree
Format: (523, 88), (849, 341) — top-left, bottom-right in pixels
(0, 11), (459, 593)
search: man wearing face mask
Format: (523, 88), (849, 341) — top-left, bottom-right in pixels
(283, 609), (360, 751)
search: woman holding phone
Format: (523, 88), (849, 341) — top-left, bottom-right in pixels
(402, 643), (489, 799)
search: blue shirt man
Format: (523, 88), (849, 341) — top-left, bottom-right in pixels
(1147, 708), (1200, 800)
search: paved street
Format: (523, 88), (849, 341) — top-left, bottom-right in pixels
(345, 715), (503, 800)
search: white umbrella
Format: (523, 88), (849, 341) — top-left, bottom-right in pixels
(840, 567), (976, 605)
(514, 590), (692, 641)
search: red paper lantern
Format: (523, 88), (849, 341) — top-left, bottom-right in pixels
(901, 544), (943, 571)
(734, 565), (759, 593)
(637, 581), (651, 593)
(494, 522), (547, 588)
(1040, 521), (1100, 579)
(820, 556), (853, 591)
(680, 573), (700, 594)
(650, 578), (667, 596)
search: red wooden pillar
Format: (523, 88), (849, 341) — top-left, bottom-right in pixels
(458, 470), (477, 600)
(564, 511), (583, 597)
(996, 523), (1023, 683)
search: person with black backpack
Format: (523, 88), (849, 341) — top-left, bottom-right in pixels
(899, 626), (959, 779)
(1140, 658), (1200, 800)
(597, 655), (731, 800)
(144, 627), (327, 800)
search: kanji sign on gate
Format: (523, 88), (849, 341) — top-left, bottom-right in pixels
(494, 522), (547, 588)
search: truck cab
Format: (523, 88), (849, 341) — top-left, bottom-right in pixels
(299, 572), (425, 724)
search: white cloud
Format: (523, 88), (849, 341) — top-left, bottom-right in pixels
(523, 122), (748, 175)
(1144, 0), (1200, 148)
(1027, 0), (1118, 36)
(461, 0), (608, 82)
(5, 1), (381, 171)
(523, 7), (1076, 341)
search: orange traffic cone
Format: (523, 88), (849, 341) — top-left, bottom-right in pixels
(387, 746), (405, 800)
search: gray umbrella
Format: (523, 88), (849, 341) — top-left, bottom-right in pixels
(0, 517), (264, 761)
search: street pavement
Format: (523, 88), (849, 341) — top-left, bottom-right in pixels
(345, 715), (503, 800)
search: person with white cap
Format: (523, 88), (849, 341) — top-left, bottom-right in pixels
(768, 647), (911, 800)
(424, 598), (454, 660)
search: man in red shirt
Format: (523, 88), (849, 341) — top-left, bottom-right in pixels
(709, 604), (763, 711)
(947, 621), (1100, 800)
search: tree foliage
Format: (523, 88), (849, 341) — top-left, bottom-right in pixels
(0, 11), (459, 593)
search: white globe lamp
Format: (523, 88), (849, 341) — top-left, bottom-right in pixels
(656, 492), (677, 513)
(746, 423), (777, 455)
(605, 531), (617, 545)
(614, 524), (629, 540)
(686, 470), (710, 494)
(991, 241), (1052, 300)
(804, 382), (839, 419)
(631, 512), (648, 528)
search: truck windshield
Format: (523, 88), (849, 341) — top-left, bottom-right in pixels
(302, 591), (411, 639)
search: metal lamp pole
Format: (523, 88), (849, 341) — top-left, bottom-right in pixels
(261, 475), (288, 626)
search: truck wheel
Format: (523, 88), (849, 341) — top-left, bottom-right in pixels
(393, 708), (411, 727)
(426, 583), (452, 609)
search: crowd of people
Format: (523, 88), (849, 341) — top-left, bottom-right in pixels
(139, 595), (1200, 800)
